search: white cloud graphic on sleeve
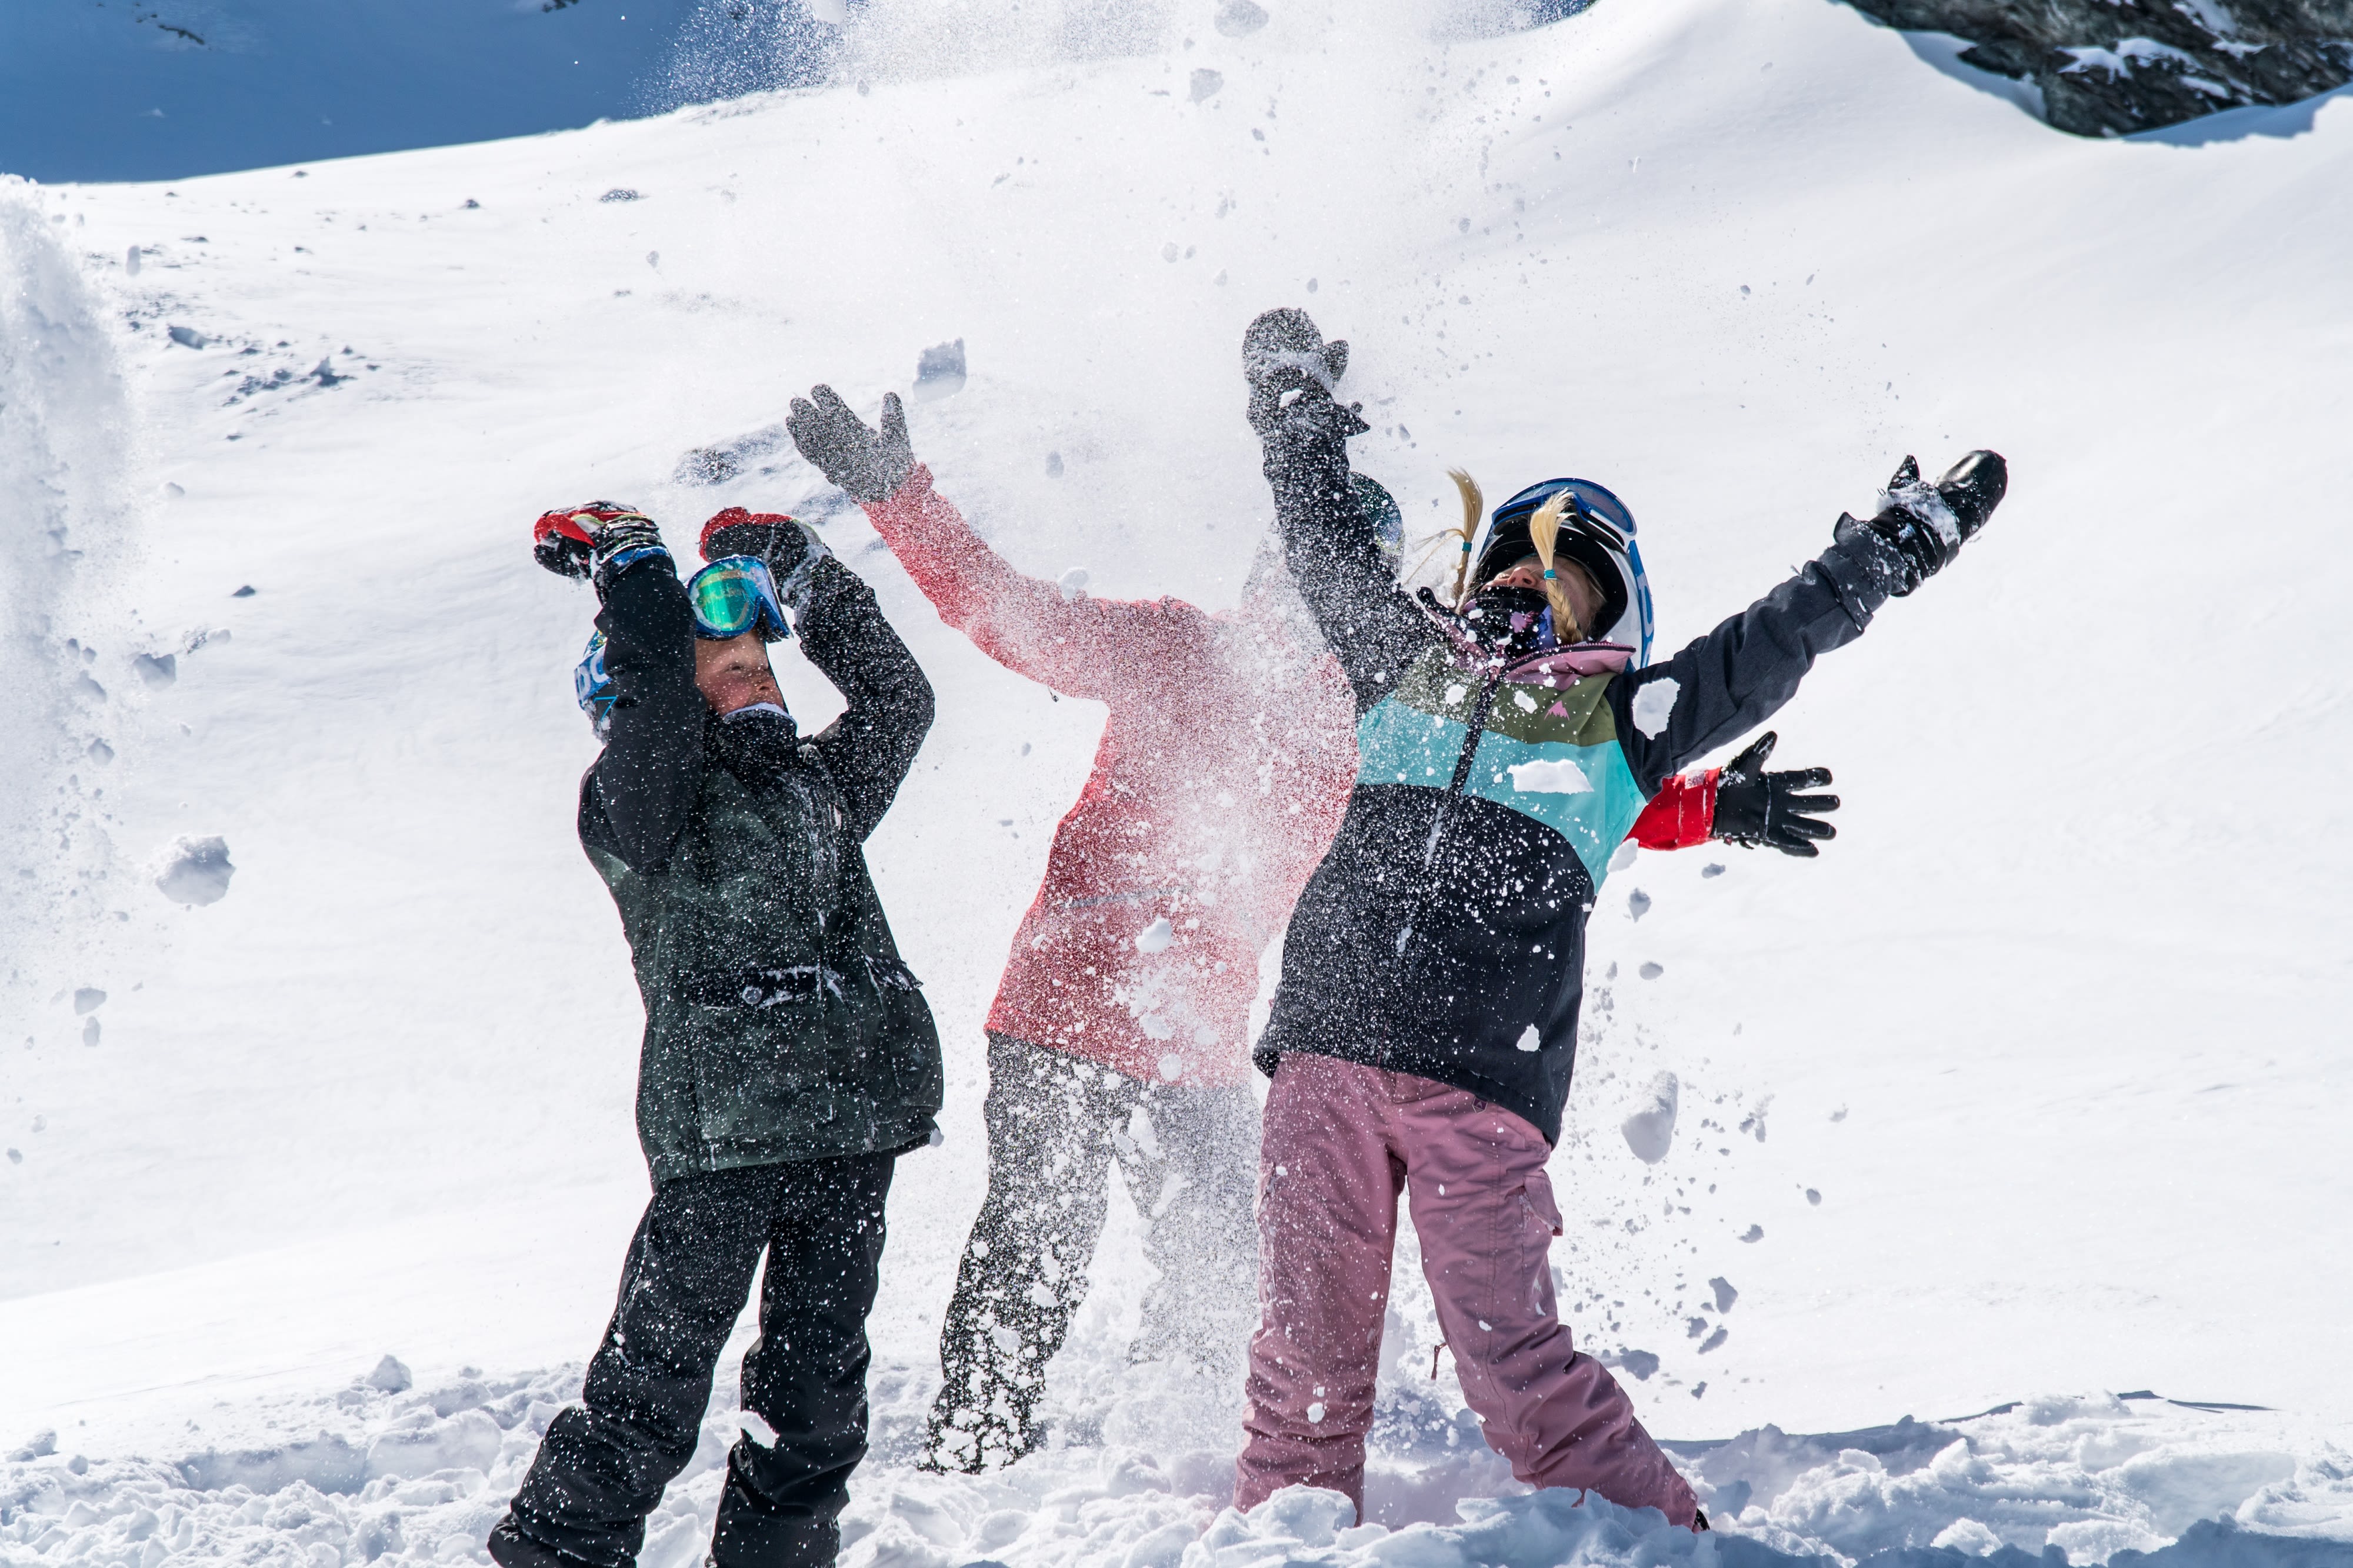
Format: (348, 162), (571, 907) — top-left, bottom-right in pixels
(1632, 678), (1679, 738)
(1508, 758), (1592, 793)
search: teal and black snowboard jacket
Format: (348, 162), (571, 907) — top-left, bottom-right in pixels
(580, 553), (944, 1186)
(1256, 412), (1912, 1144)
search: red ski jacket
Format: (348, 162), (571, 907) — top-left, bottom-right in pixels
(862, 467), (1715, 1087)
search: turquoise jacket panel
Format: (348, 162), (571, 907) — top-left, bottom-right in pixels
(1459, 726), (1647, 885)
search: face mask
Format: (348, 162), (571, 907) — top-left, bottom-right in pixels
(1462, 585), (1557, 656)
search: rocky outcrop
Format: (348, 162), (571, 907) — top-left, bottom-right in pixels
(1842, 0), (2353, 135)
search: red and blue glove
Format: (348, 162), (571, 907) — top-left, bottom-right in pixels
(532, 502), (669, 586)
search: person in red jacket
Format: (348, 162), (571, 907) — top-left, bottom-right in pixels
(781, 384), (1835, 1473)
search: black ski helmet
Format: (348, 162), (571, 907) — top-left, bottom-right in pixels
(1469, 478), (1654, 660)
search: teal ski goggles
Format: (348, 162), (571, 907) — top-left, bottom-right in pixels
(689, 556), (792, 642)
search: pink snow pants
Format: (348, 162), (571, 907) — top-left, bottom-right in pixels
(1235, 1055), (1698, 1527)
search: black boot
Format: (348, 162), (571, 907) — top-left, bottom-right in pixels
(711, 1466), (841, 1568)
(487, 1517), (598, 1568)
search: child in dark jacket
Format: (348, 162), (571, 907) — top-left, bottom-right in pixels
(1231, 311), (2006, 1527)
(490, 505), (941, 1568)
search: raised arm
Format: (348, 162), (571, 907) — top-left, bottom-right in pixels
(585, 558), (707, 874)
(1247, 339), (1432, 714)
(794, 556), (935, 843)
(531, 503), (711, 874)
(789, 386), (1203, 700)
(1613, 451), (2008, 792)
(862, 463), (1207, 699)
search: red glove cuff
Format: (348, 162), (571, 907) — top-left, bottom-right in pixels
(1629, 768), (1719, 850)
(699, 506), (804, 562)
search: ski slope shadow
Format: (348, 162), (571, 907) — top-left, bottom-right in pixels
(2127, 80), (2353, 146)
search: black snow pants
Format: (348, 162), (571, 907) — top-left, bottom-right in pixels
(923, 1033), (1258, 1472)
(498, 1153), (896, 1568)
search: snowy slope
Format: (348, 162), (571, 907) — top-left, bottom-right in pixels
(4, 0), (2352, 1561)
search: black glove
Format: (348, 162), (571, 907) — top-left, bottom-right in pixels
(1847, 450), (2007, 595)
(786, 385), (915, 504)
(1244, 306), (1351, 397)
(1711, 732), (1838, 857)
(531, 502), (668, 589)
(698, 508), (835, 612)
(702, 513), (815, 576)
(1244, 307), (1371, 448)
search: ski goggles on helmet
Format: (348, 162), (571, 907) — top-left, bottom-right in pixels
(688, 556), (792, 642)
(575, 629), (616, 738)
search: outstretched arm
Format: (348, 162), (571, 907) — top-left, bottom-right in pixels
(1614, 451), (2007, 790)
(791, 385), (1204, 700)
(1614, 522), (1902, 791)
(795, 556), (935, 843)
(861, 464), (1207, 700)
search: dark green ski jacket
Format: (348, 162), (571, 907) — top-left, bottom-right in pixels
(578, 553), (942, 1185)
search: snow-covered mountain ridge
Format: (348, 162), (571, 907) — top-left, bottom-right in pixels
(4, 0), (2351, 1562)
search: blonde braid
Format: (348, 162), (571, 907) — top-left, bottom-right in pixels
(1444, 468), (1484, 606)
(1527, 491), (1587, 644)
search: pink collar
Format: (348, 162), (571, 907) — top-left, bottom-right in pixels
(1421, 602), (1634, 685)
(1503, 643), (1634, 685)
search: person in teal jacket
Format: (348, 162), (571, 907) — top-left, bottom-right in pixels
(1230, 307), (2007, 1524)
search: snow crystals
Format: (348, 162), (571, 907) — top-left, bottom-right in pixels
(914, 338), (968, 402)
(153, 835), (235, 907)
(1621, 1073), (1679, 1164)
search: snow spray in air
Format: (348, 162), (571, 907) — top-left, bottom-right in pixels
(0, 179), (138, 988)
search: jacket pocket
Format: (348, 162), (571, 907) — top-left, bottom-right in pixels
(690, 997), (846, 1150)
(864, 956), (943, 1111)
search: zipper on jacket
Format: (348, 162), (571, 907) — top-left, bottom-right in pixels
(1425, 661), (1505, 867)
(1379, 660), (1507, 1069)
